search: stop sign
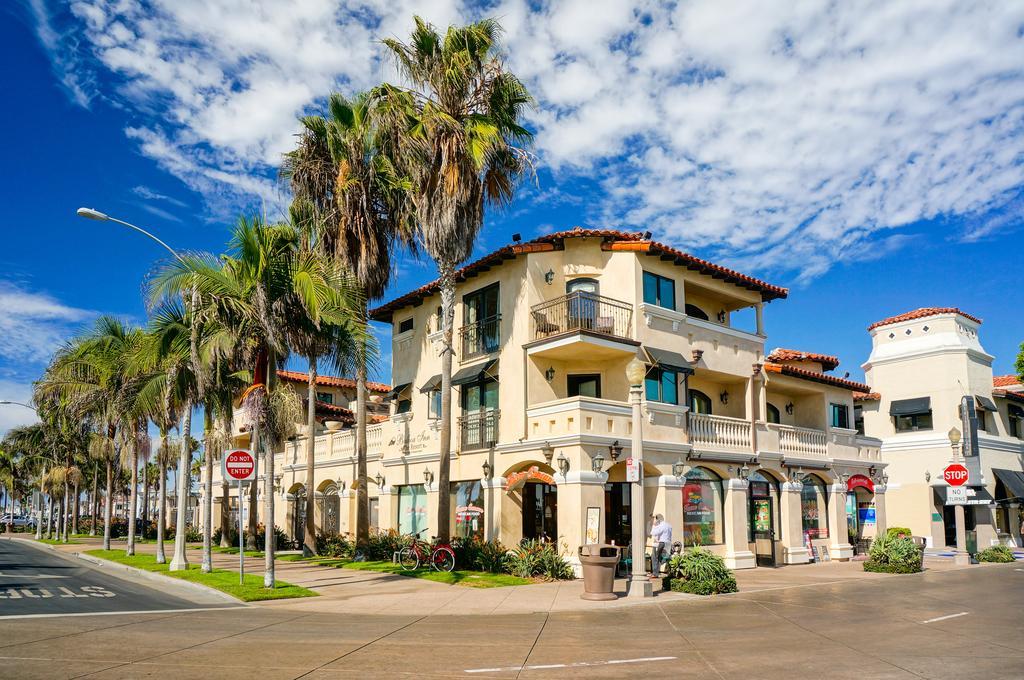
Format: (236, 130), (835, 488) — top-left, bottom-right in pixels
(943, 463), (969, 487)
(222, 449), (256, 482)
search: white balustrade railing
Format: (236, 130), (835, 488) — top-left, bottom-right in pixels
(769, 423), (827, 457)
(688, 413), (752, 451)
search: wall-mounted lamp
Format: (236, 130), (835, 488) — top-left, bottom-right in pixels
(557, 452), (570, 476)
(672, 458), (688, 478)
(424, 469), (434, 486)
(482, 461), (492, 480)
(924, 470), (931, 482)
(542, 441), (554, 465)
(719, 390), (729, 405)
(738, 463), (751, 480)
(880, 473), (889, 485)
(717, 310), (726, 323)
(545, 366), (556, 383)
(785, 402), (794, 415)
(868, 465), (877, 478)
(544, 269), (555, 285)
(374, 472), (385, 488)
(609, 440), (623, 462)
(337, 479), (346, 493)
(591, 452), (605, 474)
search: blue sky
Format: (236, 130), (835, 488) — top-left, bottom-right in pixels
(2, 1), (1023, 435)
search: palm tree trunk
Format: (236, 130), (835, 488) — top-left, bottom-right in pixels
(436, 266), (456, 542)
(72, 482), (80, 535)
(355, 312), (369, 544)
(45, 492), (53, 539)
(61, 481), (70, 543)
(170, 404), (192, 571)
(90, 465), (99, 536)
(246, 460), (258, 550)
(156, 428), (168, 564)
(127, 443), (139, 556)
(103, 460), (112, 550)
(220, 477), (230, 547)
(303, 360), (318, 557)
(201, 410), (214, 573)
(261, 416), (276, 587)
(142, 464), (150, 539)
(35, 468), (45, 540)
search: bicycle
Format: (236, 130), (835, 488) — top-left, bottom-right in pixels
(397, 529), (456, 572)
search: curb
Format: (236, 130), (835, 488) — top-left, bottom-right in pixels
(73, 552), (242, 605)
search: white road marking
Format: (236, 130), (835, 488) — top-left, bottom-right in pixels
(465, 656), (677, 673)
(921, 611), (969, 624)
(0, 571), (67, 579)
(0, 606), (248, 620)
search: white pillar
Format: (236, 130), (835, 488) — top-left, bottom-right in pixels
(558, 470), (608, 577)
(723, 478), (756, 569)
(780, 480), (810, 564)
(828, 481), (854, 560)
(1008, 503), (1021, 548)
(480, 475), (506, 543)
(873, 485), (888, 537)
(628, 381), (652, 598)
(754, 302), (765, 336)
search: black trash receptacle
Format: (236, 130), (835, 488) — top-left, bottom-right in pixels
(579, 544), (620, 601)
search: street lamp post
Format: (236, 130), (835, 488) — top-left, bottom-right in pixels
(0, 400), (44, 537)
(948, 427), (969, 560)
(625, 358), (653, 598)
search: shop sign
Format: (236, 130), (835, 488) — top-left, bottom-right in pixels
(857, 507), (876, 525)
(847, 474), (874, 493)
(505, 466), (556, 492)
(626, 457), (641, 482)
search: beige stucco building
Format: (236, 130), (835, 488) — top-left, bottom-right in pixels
(856, 308), (1024, 550)
(208, 228), (890, 573)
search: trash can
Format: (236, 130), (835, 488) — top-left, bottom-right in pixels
(579, 544), (620, 601)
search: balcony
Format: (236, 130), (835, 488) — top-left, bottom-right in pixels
(460, 315), (501, 360)
(459, 409), (500, 450)
(526, 292), (637, 360)
(768, 423), (827, 458)
(689, 413), (753, 452)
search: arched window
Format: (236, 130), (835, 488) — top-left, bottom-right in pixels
(685, 304), (709, 320)
(291, 486), (307, 543)
(689, 389), (712, 415)
(682, 467), (724, 545)
(800, 475), (829, 539)
(766, 403), (781, 424)
(319, 484), (340, 536)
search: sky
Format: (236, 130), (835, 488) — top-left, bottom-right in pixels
(2, 0), (1023, 436)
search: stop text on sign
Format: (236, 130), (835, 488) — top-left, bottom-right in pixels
(943, 464), (969, 487)
(222, 449), (256, 482)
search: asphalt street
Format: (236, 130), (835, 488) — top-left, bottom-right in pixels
(0, 553), (1021, 679)
(0, 539), (219, 617)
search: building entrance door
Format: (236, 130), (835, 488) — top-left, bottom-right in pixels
(604, 482), (631, 546)
(749, 495), (775, 567)
(522, 482), (557, 543)
(942, 503), (976, 547)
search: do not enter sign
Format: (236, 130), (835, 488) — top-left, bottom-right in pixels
(222, 449), (256, 482)
(943, 463), (969, 487)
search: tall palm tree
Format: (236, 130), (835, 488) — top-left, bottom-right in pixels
(283, 92), (412, 545)
(379, 17), (534, 540)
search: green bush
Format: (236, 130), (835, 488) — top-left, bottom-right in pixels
(504, 539), (574, 580)
(976, 545), (1015, 563)
(863, 532), (923, 573)
(665, 548), (738, 595)
(475, 540), (509, 573)
(885, 527), (913, 539)
(315, 532), (354, 558)
(357, 529), (405, 561)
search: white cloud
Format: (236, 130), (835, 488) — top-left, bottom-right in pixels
(0, 380), (40, 437)
(33, 1), (1024, 277)
(132, 185), (188, 208)
(0, 281), (95, 365)
(27, 0), (93, 108)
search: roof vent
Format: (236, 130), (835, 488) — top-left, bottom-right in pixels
(512, 233), (521, 242)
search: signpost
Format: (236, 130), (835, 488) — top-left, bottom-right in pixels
(625, 457), (640, 483)
(222, 450), (256, 584)
(943, 463), (969, 487)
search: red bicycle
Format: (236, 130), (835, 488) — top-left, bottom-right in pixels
(398, 529), (456, 572)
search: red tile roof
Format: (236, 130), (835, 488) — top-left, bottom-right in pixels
(867, 307), (982, 331)
(370, 227), (788, 321)
(766, 348), (840, 372)
(853, 392), (881, 402)
(763, 362), (871, 393)
(994, 389), (1024, 404)
(993, 375), (1021, 388)
(313, 400), (354, 425)
(277, 370), (391, 394)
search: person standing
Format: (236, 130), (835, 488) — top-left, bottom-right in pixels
(649, 514), (672, 578)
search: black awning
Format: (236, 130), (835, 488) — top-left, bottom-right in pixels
(387, 382), (411, 399)
(643, 346), (694, 374)
(452, 359), (497, 386)
(419, 374), (441, 393)
(993, 469), (1024, 501)
(1008, 404), (1024, 417)
(890, 396), (931, 416)
(975, 395), (997, 412)
(932, 485), (994, 505)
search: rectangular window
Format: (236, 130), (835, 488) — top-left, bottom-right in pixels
(644, 367), (679, 404)
(1008, 405), (1024, 438)
(854, 405), (864, 435)
(830, 403), (849, 429)
(642, 271), (676, 310)
(462, 284), (500, 357)
(398, 317), (414, 334)
(895, 412), (932, 431)
(316, 391), (333, 405)
(452, 480), (485, 540)
(567, 374), (601, 398)
(397, 485), (427, 536)
(428, 388), (442, 419)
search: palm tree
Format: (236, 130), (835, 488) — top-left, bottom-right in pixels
(283, 92), (413, 545)
(379, 17), (534, 540)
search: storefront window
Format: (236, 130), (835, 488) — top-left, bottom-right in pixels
(800, 475), (829, 539)
(452, 480), (485, 540)
(682, 467), (723, 545)
(397, 484), (427, 536)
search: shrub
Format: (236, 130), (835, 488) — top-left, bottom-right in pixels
(666, 547), (738, 595)
(316, 532), (354, 558)
(977, 545), (1015, 563)
(886, 527), (913, 539)
(863, 532), (923, 573)
(475, 540), (509, 573)
(504, 539), (573, 580)
(357, 529), (405, 561)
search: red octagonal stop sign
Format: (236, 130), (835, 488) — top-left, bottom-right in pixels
(943, 463), (969, 487)
(223, 449), (256, 482)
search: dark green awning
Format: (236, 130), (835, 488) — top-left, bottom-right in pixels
(452, 359), (497, 386)
(419, 374), (441, 393)
(975, 395), (997, 412)
(993, 469), (1024, 501)
(932, 484), (993, 505)
(643, 346), (694, 374)
(890, 397), (930, 416)
(387, 383), (411, 399)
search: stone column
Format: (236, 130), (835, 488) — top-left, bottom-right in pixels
(754, 302), (765, 336)
(974, 504), (998, 549)
(338, 487), (354, 536)
(1008, 503), (1022, 548)
(780, 479), (810, 564)
(723, 477), (756, 569)
(424, 476), (439, 538)
(558, 470), (608, 577)
(377, 482), (399, 533)
(649, 475), (684, 543)
(872, 485), (888, 537)
(828, 481), (854, 560)
(480, 475), (506, 543)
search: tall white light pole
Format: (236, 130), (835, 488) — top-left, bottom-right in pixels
(625, 358), (653, 598)
(77, 207), (195, 571)
(0, 401), (42, 537)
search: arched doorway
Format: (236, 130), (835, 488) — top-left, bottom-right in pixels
(506, 462), (558, 543)
(748, 470), (780, 567)
(318, 481), (340, 536)
(845, 474), (875, 551)
(288, 484), (306, 545)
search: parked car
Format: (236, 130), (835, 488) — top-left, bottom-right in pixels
(1, 514), (37, 528)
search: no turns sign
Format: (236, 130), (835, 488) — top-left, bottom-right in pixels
(222, 449), (256, 482)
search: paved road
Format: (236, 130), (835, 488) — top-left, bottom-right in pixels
(0, 555), (1020, 679)
(0, 539), (218, 617)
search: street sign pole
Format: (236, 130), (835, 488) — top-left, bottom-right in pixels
(238, 479), (244, 585)
(222, 449), (256, 585)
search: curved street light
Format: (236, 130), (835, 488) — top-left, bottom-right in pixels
(76, 207), (185, 263)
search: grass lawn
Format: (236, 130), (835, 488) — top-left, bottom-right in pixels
(36, 538), (82, 545)
(275, 553), (309, 562)
(84, 549), (317, 602)
(320, 559), (532, 588)
(188, 545), (265, 558)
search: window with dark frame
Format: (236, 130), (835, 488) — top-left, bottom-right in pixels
(642, 271), (676, 310)
(684, 303), (709, 321)
(689, 389), (712, 414)
(427, 389), (442, 419)
(894, 411), (932, 431)
(766, 403), (781, 424)
(316, 391), (333, 405)
(854, 405), (865, 435)
(398, 317), (414, 334)
(567, 374), (601, 398)
(644, 367), (679, 404)
(1008, 405), (1023, 439)
(830, 403), (850, 429)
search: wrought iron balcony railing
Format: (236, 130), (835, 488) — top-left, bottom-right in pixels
(530, 292), (632, 341)
(459, 315), (501, 359)
(459, 409), (500, 450)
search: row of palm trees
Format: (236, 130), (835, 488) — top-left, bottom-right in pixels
(2, 16), (533, 586)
